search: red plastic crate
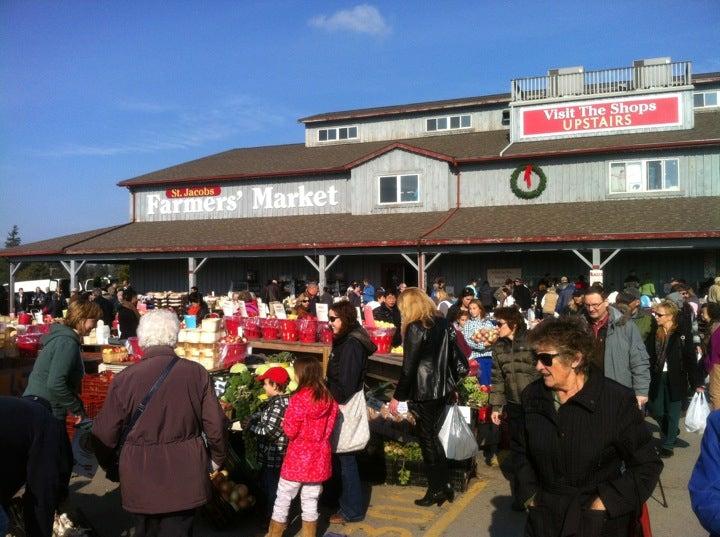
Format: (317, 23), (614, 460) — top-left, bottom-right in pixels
(66, 372), (115, 439)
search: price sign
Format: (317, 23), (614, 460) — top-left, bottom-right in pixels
(237, 301), (248, 318)
(272, 302), (287, 319)
(315, 303), (329, 322)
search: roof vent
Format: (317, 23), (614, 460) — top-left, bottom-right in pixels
(633, 57), (672, 88)
(547, 66), (584, 97)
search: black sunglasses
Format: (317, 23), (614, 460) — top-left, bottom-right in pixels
(531, 351), (560, 367)
(328, 315), (339, 322)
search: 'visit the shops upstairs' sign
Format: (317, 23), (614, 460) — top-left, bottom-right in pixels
(518, 93), (682, 139)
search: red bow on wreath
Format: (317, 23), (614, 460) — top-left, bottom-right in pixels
(523, 164), (533, 188)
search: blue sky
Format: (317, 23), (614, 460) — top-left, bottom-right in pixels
(1, 1), (718, 244)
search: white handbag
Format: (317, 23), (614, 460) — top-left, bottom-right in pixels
(332, 390), (370, 453)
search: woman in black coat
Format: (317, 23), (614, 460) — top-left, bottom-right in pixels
(648, 299), (706, 458)
(517, 317), (662, 537)
(325, 300), (377, 525)
(390, 287), (455, 507)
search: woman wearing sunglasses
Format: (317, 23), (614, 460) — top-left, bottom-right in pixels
(516, 317), (661, 537)
(293, 293), (312, 319)
(325, 300), (377, 524)
(488, 307), (539, 510)
(389, 287), (455, 508)
(648, 300), (706, 458)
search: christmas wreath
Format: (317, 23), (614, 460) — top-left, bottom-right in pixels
(510, 164), (547, 200)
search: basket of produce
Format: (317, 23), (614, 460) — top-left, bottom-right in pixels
(218, 335), (248, 368)
(16, 333), (42, 358)
(297, 317), (318, 343)
(318, 324), (333, 344)
(224, 315), (242, 336)
(241, 317), (262, 340)
(260, 318), (279, 340)
(366, 323), (396, 354)
(279, 319), (298, 342)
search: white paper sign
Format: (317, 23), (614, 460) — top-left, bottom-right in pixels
(487, 268), (522, 288)
(589, 269), (604, 286)
(356, 307), (362, 324)
(316, 303), (329, 322)
(238, 301), (248, 318)
(272, 302), (287, 319)
(259, 303), (268, 318)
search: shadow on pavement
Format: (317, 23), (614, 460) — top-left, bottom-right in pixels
(488, 495), (526, 536)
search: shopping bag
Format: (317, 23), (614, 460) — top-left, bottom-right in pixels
(438, 404), (478, 460)
(332, 390), (370, 453)
(685, 391), (711, 433)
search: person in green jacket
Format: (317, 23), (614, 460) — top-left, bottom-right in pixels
(639, 273), (656, 298)
(24, 299), (103, 421)
(616, 289), (656, 353)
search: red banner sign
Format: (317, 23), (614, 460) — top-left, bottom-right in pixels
(165, 186), (221, 198)
(521, 94), (681, 138)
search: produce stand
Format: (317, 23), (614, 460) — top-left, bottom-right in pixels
(247, 340), (331, 373)
(367, 352), (403, 383)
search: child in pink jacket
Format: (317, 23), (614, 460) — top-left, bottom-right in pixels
(267, 356), (338, 537)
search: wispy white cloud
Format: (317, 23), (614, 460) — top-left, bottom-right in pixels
(309, 4), (391, 36)
(36, 97), (288, 157)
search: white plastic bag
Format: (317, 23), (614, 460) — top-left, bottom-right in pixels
(438, 404), (478, 460)
(332, 390), (370, 453)
(685, 391), (711, 434)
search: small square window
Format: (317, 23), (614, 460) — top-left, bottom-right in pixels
(647, 161), (662, 190)
(694, 93), (705, 107)
(437, 117), (448, 130)
(327, 129), (337, 140)
(339, 128), (348, 139)
(706, 92), (718, 106)
(427, 119), (437, 131)
(461, 115), (471, 128)
(450, 116), (460, 129)
(349, 127), (357, 138)
(319, 130), (328, 141)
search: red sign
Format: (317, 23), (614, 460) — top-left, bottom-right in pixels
(521, 94), (681, 138)
(165, 186), (221, 198)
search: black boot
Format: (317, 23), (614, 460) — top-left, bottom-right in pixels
(414, 464), (454, 507)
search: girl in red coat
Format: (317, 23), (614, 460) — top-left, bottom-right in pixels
(267, 356), (338, 537)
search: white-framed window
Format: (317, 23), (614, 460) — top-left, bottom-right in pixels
(609, 159), (679, 194)
(426, 114), (471, 132)
(378, 174), (420, 204)
(318, 126), (358, 142)
(694, 90), (719, 108)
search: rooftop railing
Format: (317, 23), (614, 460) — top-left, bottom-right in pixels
(511, 61), (692, 102)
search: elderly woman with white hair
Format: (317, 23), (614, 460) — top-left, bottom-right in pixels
(92, 309), (227, 537)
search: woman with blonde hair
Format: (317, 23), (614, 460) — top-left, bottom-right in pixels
(649, 299), (705, 457)
(24, 299), (103, 421)
(389, 287), (455, 507)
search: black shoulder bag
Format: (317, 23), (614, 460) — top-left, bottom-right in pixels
(105, 357), (179, 482)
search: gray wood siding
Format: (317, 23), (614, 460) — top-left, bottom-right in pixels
(460, 148), (720, 207)
(350, 149), (453, 214)
(133, 176), (350, 222)
(305, 105), (507, 147)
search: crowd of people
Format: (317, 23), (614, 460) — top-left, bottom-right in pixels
(2, 271), (720, 537)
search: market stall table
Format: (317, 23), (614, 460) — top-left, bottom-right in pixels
(247, 340), (331, 373)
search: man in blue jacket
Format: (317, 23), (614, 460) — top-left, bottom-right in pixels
(689, 409), (720, 536)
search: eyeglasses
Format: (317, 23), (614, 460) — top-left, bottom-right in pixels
(585, 302), (605, 310)
(531, 351), (560, 367)
(328, 315), (339, 322)
(300, 300), (309, 304)
(653, 312), (669, 318)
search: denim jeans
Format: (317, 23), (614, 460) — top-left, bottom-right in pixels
(259, 465), (282, 517)
(335, 453), (364, 521)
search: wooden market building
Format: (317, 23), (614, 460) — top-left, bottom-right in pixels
(2, 58), (719, 307)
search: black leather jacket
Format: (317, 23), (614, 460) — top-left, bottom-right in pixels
(394, 317), (451, 402)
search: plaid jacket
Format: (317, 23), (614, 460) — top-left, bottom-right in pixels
(248, 394), (289, 469)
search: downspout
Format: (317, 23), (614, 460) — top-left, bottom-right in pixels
(418, 163), (461, 246)
(499, 141), (514, 157)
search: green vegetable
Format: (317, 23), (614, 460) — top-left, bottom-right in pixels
(457, 376), (489, 408)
